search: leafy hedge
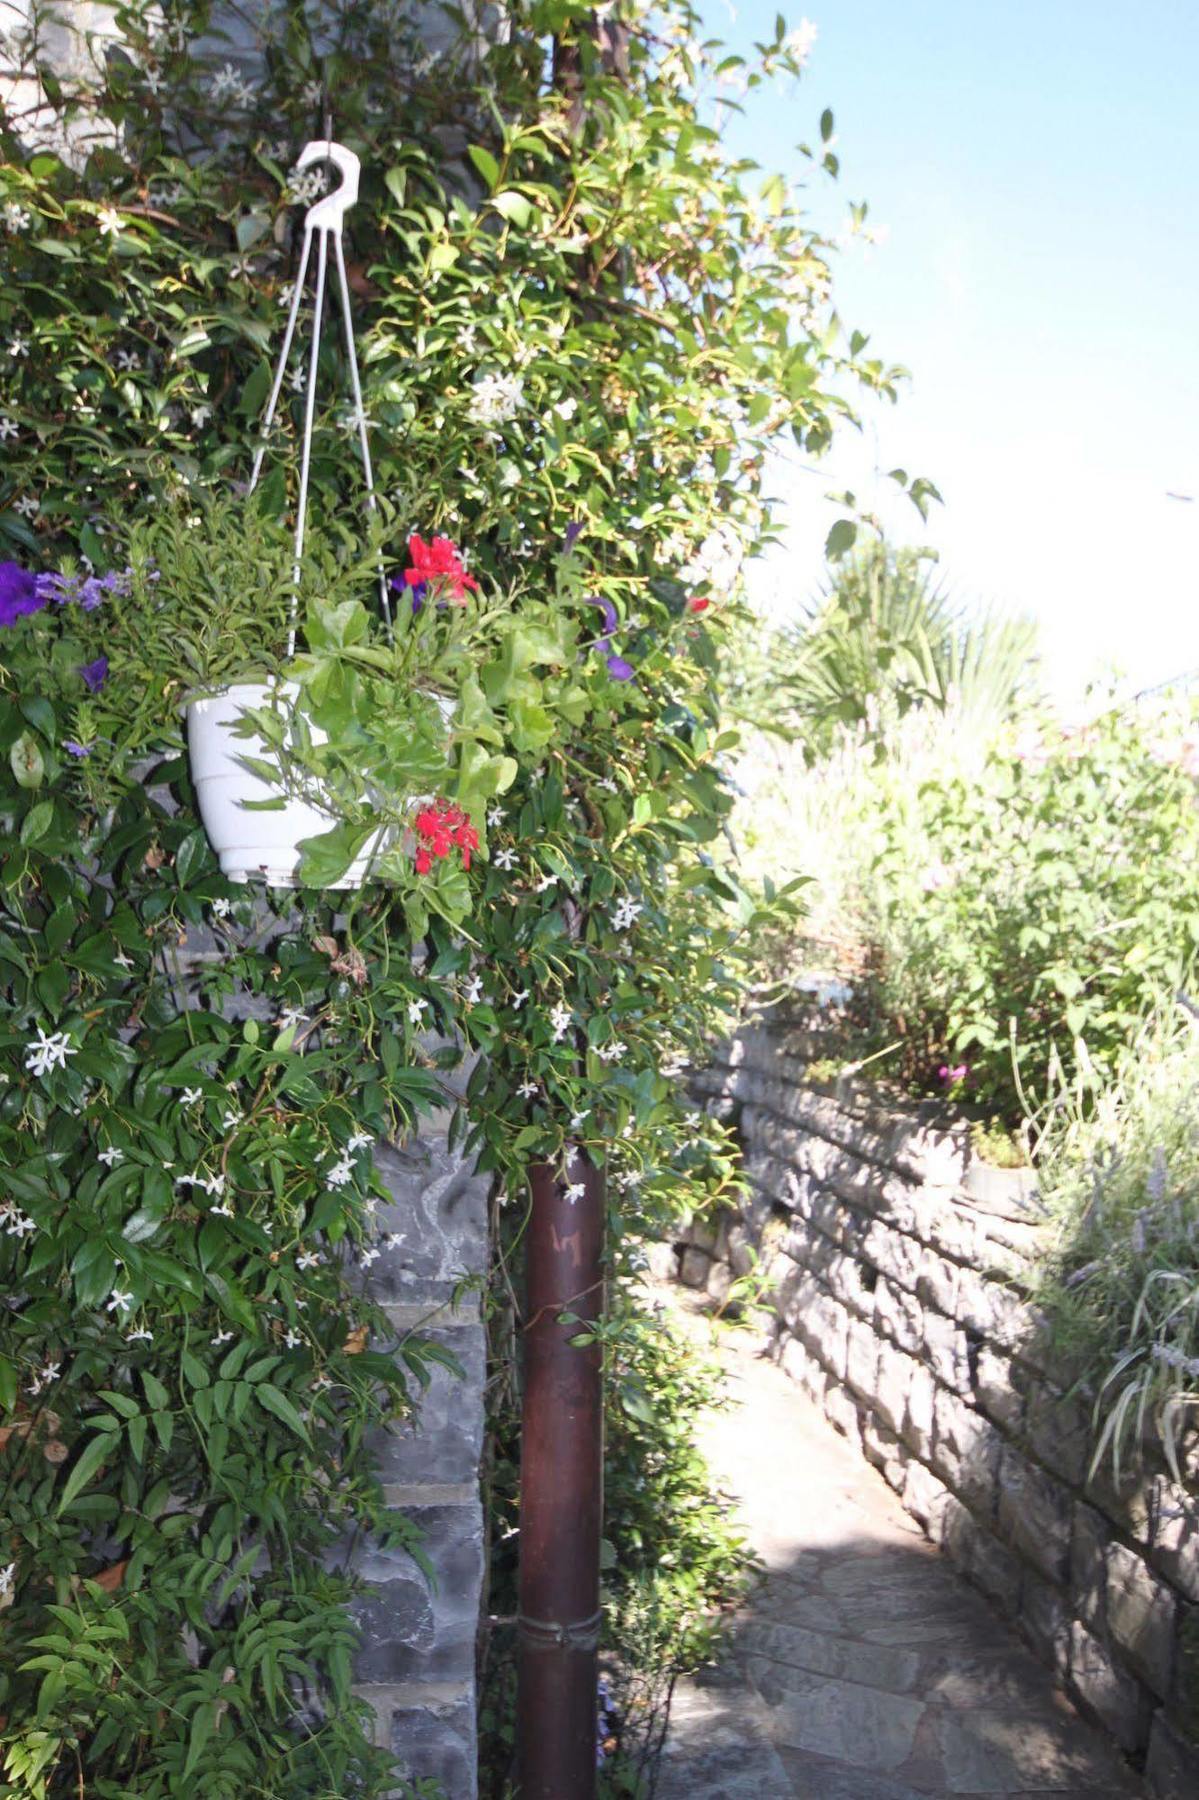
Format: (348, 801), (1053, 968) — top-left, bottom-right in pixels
(0, 2), (886, 1793)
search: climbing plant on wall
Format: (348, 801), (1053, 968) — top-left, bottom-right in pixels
(0, 1), (908, 1793)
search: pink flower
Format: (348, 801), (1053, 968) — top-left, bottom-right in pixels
(938, 1063), (968, 1085)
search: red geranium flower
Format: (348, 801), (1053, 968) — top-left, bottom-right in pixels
(413, 800), (480, 874)
(687, 595), (711, 614)
(403, 534), (479, 604)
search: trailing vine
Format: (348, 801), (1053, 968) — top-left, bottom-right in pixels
(0, 2), (901, 1793)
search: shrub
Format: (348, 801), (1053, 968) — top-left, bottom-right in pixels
(860, 702), (1199, 1122)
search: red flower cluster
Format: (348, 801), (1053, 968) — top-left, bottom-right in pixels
(686, 595), (711, 614)
(413, 800), (479, 875)
(404, 533), (479, 603)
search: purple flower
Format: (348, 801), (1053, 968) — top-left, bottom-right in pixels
(79, 655), (109, 692)
(591, 595), (618, 637)
(606, 654), (635, 682)
(562, 521), (584, 554)
(389, 573), (426, 616)
(37, 569), (107, 610)
(65, 740), (92, 758)
(0, 561), (46, 627)
(589, 596), (635, 682)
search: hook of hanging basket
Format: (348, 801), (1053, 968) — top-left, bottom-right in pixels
(295, 139), (360, 233)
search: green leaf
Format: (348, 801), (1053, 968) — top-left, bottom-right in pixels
(10, 733), (45, 790)
(825, 519), (858, 561)
(56, 1432), (114, 1514)
(467, 144), (501, 189)
(255, 1383), (310, 1440)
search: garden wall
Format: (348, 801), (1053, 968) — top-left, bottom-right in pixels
(675, 1003), (1199, 1800)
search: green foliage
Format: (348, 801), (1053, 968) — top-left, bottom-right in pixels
(1036, 1008), (1199, 1487)
(739, 539), (1039, 757)
(860, 704), (1199, 1122)
(0, 0), (890, 1790)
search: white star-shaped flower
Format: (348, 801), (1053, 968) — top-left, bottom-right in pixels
(511, 988), (529, 1009)
(221, 1109), (241, 1130)
(114, 347), (140, 371)
(570, 1110), (590, 1129)
(7, 334), (28, 358)
(549, 1004), (573, 1043)
(461, 974), (484, 1006)
(96, 205), (123, 237)
(517, 1080), (539, 1098)
(296, 1251), (321, 1271)
(407, 998), (428, 1024)
(0, 416), (18, 442)
(347, 1129), (372, 1152)
(24, 1027), (76, 1079)
(97, 1146), (124, 1167)
(283, 1328), (303, 1349)
(125, 1326), (153, 1343)
(2, 202), (32, 232)
(386, 1232), (404, 1249)
(189, 403), (212, 427)
(211, 897), (231, 919)
(326, 1155), (355, 1189)
(13, 495), (39, 518)
(494, 847), (517, 871)
(278, 1006), (307, 1030)
(487, 804), (503, 827)
(597, 1040), (627, 1064)
(535, 873), (557, 892)
(106, 1288), (134, 1314)
(359, 1246), (381, 1268)
(211, 1329), (234, 1346)
(564, 1182), (585, 1203)
(181, 1086), (202, 1106)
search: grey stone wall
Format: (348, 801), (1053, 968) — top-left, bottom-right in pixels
(674, 1004), (1199, 1800)
(176, 920), (488, 1798)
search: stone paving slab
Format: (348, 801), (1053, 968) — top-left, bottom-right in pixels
(655, 1296), (1146, 1799)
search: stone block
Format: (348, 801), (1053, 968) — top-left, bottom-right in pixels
(1068, 1619), (1151, 1754)
(845, 1317), (881, 1401)
(678, 1245), (711, 1288)
(903, 1457), (951, 1536)
(1023, 1378), (1091, 1488)
(873, 1275), (924, 1355)
(352, 1503), (484, 1686)
(1070, 1501), (1110, 1633)
(960, 1158), (1041, 1219)
(1106, 1540), (1177, 1699)
(706, 1259), (734, 1306)
(973, 1344), (1024, 1434)
(914, 1246), (959, 1317)
(997, 1446), (1072, 1585)
(1021, 1571), (1071, 1675)
(902, 1362), (936, 1463)
(371, 1140), (488, 1306)
(931, 1387), (1001, 1518)
(873, 1342), (917, 1437)
(823, 1379), (863, 1441)
(389, 1690), (477, 1800)
(923, 1309), (971, 1393)
(798, 1288), (850, 1381)
(939, 1494), (1023, 1618)
(1145, 1710), (1199, 1800)
(861, 1414), (907, 1493)
(368, 1323), (485, 1487)
(1148, 1476), (1199, 1605)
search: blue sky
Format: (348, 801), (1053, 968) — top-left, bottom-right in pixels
(715, 1), (1199, 703)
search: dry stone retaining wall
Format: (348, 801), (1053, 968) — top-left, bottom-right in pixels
(676, 1004), (1199, 1800)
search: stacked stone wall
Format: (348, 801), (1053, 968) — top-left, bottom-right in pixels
(675, 1005), (1199, 1800)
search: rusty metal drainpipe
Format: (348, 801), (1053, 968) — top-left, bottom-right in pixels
(516, 1153), (605, 1799)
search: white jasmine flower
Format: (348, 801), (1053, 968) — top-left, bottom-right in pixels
(278, 1006), (308, 1030)
(511, 989), (529, 1010)
(347, 1129), (373, 1152)
(407, 998), (428, 1024)
(386, 1232), (404, 1249)
(564, 1182), (585, 1203)
(125, 1326), (153, 1344)
(570, 1110), (590, 1129)
(97, 1146), (124, 1167)
(96, 205), (124, 237)
(13, 495), (39, 518)
(296, 1251), (321, 1271)
(2, 202), (32, 233)
(326, 1155), (355, 1189)
(114, 347), (140, 371)
(211, 1200), (235, 1218)
(189, 403), (212, 428)
(597, 1040), (627, 1064)
(277, 282), (295, 308)
(113, 951), (134, 969)
(462, 974), (485, 1006)
(211, 1328), (234, 1346)
(7, 334), (28, 358)
(495, 847), (517, 871)
(221, 1109), (241, 1130)
(468, 370), (525, 428)
(288, 364), (306, 393)
(552, 395), (578, 420)
(106, 1289), (134, 1314)
(598, 777), (618, 794)
(363, 1196), (379, 1216)
(549, 1004), (573, 1043)
(487, 804), (504, 827)
(359, 1246), (381, 1269)
(0, 416), (19, 442)
(313, 1372), (333, 1391)
(611, 898), (642, 932)
(210, 897), (231, 919)
(0, 1562), (15, 1600)
(24, 1027), (76, 1079)
(24, 1359), (59, 1396)
(282, 1328), (303, 1349)
(535, 873), (557, 893)
(517, 1080), (539, 1098)
(181, 1086), (202, 1106)
(286, 168), (325, 205)
(6, 1210), (36, 1238)
(229, 258), (254, 280)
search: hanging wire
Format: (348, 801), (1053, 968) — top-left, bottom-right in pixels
(246, 129), (392, 656)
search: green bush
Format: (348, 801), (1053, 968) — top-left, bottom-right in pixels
(860, 703), (1199, 1123)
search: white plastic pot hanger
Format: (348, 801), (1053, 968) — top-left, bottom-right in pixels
(248, 138), (390, 650)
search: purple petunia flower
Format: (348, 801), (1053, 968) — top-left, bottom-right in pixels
(64, 740), (92, 758)
(388, 573), (426, 616)
(562, 521), (584, 554)
(606, 654), (636, 682)
(0, 561), (46, 627)
(591, 595), (618, 637)
(588, 596), (635, 682)
(79, 656), (109, 692)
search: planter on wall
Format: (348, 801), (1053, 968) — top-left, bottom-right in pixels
(186, 681), (384, 888)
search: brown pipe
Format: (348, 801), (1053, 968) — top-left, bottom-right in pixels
(516, 1154), (604, 1800)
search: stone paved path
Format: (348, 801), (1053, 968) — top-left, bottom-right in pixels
(655, 1301), (1146, 1800)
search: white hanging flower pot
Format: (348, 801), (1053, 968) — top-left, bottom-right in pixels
(186, 681), (383, 887)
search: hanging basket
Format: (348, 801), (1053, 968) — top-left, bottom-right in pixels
(187, 140), (393, 891)
(187, 682), (386, 887)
